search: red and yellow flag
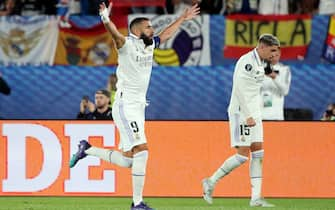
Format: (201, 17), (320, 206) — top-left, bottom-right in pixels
(224, 15), (311, 60)
(323, 15), (335, 63)
(54, 23), (127, 66)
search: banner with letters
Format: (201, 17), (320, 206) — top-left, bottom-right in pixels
(54, 23), (128, 66)
(0, 16), (59, 66)
(224, 15), (312, 60)
(128, 14), (211, 66)
(323, 15), (335, 63)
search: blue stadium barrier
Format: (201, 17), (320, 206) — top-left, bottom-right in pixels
(0, 64), (334, 120)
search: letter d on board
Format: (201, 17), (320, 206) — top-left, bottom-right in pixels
(2, 124), (62, 192)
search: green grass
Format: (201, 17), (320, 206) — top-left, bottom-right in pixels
(0, 197), (334, 210)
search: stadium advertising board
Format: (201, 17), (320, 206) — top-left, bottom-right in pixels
(0, 121), (334, 197)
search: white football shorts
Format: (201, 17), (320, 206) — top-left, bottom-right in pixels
(228, 112), (263, 147)
(112, 98), (147, 152)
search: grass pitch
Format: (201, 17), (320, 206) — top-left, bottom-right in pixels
(0, 197), (334, 210)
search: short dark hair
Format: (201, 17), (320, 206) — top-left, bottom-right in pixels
(129, 17), (150, 31)
(95, 89), (110, 98)
(258, 34), (280, 47)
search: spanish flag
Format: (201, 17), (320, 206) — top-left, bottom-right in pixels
(224, 15), (311, 60)
(54, 18), (127, 66)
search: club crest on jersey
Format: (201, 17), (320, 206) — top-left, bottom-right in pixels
(245, 64), (252, 71)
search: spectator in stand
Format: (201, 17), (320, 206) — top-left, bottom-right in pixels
(198, 0), (223, 14)
(131, 4), (161, 14)
(258, 0), (289, 15)
(168, 0), (201, 14)
(58, 0), (81, 28)
(19, 0), (56, 15)
(0, 0), (20, 15)
(321, 103), (335, 121)
(20, 0), (43, 15)
(318, 0), (335, 15)
(43, 0), (57, 15)
(77, 89), (113, 120)
(220, 0), (258, 15)
(87, 0), (108, 15)
(293, 0), (319, 14)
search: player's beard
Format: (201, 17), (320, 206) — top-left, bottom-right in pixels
(140, 33), (153, 46)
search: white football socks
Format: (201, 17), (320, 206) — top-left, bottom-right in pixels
(209, 154), (248, 185)
(132, 150), (148, 206)
(85, 147), (132, 168)
(250, 150), (264, 201)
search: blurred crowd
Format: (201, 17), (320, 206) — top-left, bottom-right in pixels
(321, 103), (335, 121)
(1, 0), (335, 17)
(0, 0), (57, 16)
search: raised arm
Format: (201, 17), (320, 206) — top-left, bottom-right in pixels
(99, 2), (125, 49)
(158, 4), (200, 44)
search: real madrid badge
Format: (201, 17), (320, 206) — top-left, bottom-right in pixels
(245, 64), (252, 71)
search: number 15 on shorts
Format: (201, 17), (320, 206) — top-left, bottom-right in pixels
(239, 124), (250, 142)
(240, 124), (250, 135)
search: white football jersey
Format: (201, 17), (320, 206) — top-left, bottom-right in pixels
(261, 63), (291, 120)
(115, 33), (160, 103)
(228, 49), (265, 120)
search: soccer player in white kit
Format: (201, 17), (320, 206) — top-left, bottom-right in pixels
(202, 34), (280, 207)
(69, 2), (200, 210)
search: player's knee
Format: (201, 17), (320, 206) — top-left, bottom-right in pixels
(123, 151), (133, 158)
(250, 142), (263, 152)
(132, 143), (148, 154)
(236, 146), (250, 157)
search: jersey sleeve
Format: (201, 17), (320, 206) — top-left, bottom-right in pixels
(153, 36), (160, 48)
(118, 37), (131, 54)
(234, 58), (254, 118)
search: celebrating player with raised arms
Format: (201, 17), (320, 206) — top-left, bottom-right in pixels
(69, 2), (200, 210)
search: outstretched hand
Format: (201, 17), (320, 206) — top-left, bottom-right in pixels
(182, 4), (200, 21)
(99, 1), (112, 17)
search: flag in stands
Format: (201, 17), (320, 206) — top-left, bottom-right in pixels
(0, 16), (59, 66)
(54, 22), (127, 66)
(224, 15), (312, 60)
(323, 15), (335, 63)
